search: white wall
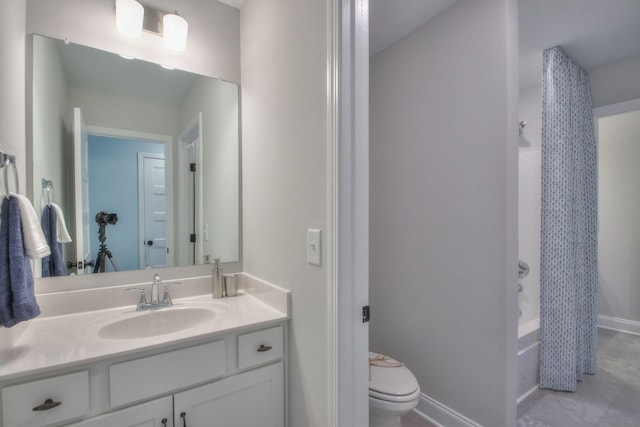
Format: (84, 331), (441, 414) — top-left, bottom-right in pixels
(518, 84), (541, 327)
(0, 0), (27, 353)
(30, 35), (74, 273)
(589, 53), (640, 109)
(180, 77), (240, 263)
(26, 0), (240, 83)
(598, 109), (640, 323)
(69, 87), (179, 137)
(369, 0), (518, 425)
(240, 0), (329, 425)
(31, 35), (71, 212)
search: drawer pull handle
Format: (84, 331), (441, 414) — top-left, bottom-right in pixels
(161, 418), (168, 426)
(181, 411), (187, 427)
(32, 398), (62, 411)
(257, 344), (272, 352)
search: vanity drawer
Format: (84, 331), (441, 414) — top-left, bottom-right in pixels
(110, 339), (226, 407)
(2, 370), (90, 427)
(237, 325), (283, 369)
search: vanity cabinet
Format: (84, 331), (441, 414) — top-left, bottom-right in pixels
(66, 397), (172, 427)
(1, 323), (285, 427)
(174, 362), (283, 427)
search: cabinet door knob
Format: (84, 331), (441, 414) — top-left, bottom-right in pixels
(257, 344), (272, 352)
(161, 418), (168, 426)
(181, 411), (187, 427)
(32, 398), (62, 411)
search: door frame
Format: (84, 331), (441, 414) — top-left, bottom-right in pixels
(177, 113), (203, 266)
(329, 0), (370, 425)
(87, 125), (175, 267)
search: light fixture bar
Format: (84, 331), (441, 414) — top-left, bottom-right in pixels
(115, 1), (188, 51)
(141, 5), (164, 35)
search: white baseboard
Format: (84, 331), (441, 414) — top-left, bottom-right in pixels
(413, 392), (481, 427)
(598, 315), (640, 336)
(517, 385), (539, 404)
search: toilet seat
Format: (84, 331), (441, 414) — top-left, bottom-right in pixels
(368, 352), (420, 403)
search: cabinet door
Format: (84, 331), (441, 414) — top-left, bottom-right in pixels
(174, 362), (283, 427)
(66, 396), (173, 427)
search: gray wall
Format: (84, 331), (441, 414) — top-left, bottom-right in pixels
(240, 0), (330, 425)
(369, 0), (519, 425)
(597, 110), (640, 323)
(590, 53), (640, 109)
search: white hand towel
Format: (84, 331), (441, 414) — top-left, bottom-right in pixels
(50, 203), (72, 243)
(10, 192), (51, 259)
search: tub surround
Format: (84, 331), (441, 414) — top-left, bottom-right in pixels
(517, 318), (540, 403)
(0, 272), (290, 382)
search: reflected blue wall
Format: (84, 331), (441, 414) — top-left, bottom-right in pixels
(88, 135), (164, 272)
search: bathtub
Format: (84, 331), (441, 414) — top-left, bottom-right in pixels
(517, 317), (540, 402)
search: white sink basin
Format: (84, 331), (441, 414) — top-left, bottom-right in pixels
(98, 307), (216, 339)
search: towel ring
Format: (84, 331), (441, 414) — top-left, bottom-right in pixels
(0, 151), (19, 198)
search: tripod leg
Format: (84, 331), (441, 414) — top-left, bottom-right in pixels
(93, 253), (102, 273)
(106, 251), (120, 272)
(94, 252), (107, 273)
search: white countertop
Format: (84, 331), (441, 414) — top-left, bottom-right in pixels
(0, 274), (290, 382)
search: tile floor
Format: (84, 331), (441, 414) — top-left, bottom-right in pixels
(518, 328), (640, 426)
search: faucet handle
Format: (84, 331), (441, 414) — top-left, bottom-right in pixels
(161, 282), (181, 305)
(125, 287), (148, 308)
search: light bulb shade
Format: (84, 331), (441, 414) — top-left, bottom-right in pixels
(163, 13), (188, 51)
(116, 0), (144, 37)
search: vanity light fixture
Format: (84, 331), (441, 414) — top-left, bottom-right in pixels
(115, 0), (188, 52)
(115, 0), (144, 38)
(163, 12), (189, 51)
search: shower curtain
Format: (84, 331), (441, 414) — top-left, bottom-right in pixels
(539, 46), (598, 392)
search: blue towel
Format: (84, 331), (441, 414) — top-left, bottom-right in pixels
(0, 197), (41, 327)
(41, 205), (68, 277)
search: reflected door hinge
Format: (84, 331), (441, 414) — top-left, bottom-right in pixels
(190, 234), (196, 243)
(362, 305), (370, 323)
(190, 163), (196, 172)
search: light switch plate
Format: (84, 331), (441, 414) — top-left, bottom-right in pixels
(307, 229), (322, 266)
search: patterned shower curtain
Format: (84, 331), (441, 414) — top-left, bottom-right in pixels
(539, 46), (598, 392)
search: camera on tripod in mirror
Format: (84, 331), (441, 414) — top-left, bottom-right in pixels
(94, 211), (120, 273)
(95, 211), (118, 225)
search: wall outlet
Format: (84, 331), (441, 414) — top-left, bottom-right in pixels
(307, 229), (322, 266)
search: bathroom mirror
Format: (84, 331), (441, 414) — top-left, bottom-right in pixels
(29, 34), (240, 278)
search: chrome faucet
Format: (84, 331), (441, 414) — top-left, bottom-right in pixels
(126, 274), (180, 311)
(151, 274), (161, 304)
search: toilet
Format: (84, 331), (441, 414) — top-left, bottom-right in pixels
(369, 352), (420, 427)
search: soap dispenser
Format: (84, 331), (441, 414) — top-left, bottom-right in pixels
(212, 258), (224, 298)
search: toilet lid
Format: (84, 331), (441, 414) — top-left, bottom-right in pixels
(368, 352), (419, 398)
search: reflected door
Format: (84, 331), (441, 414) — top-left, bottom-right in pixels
(139, 153), (168, 268)
(72, 107), (91, 274)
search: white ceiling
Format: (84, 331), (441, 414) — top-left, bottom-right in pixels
(369, 0), (458, 56)
(369, 0), (640, 88)
(57, 39), (198, 105)
(519, 0), (640, 88)
(216, 0), (245, 9)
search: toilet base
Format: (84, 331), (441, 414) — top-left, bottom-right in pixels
(370, 405), (402, 427)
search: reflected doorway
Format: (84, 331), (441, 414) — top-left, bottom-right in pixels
(86, 128), (174, 272)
